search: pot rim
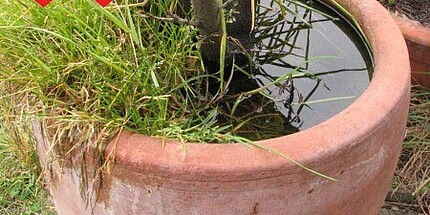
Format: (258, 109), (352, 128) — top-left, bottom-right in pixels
(109, 0), (410, 180)
(392, 13), (430, 47)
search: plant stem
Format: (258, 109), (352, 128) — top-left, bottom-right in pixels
(217, 0), (227, 91)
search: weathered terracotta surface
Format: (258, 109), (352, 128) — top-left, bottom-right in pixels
(36, 0), (411, 214)
(393, 14), (430, 88)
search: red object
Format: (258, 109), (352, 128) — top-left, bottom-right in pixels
(393, 14), (430, 89)
(34, 0), (411, 214)
(35, 0), (52, 7)
(95, 0), (112, 7)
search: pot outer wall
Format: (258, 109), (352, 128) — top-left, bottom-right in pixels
(35, 0), (411, 214)
(393, 14), (430, 88)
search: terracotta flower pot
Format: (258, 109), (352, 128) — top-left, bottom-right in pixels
(392, 14), (430, 88)
(34, 0), (411, 214)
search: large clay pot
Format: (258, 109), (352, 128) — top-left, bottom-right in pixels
(393, 14), (430, 88)
(34, 0), (410, 214)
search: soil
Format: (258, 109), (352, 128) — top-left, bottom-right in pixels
(378, 0), (430, 28)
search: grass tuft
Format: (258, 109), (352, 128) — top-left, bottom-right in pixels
(0, 0), (237, 144)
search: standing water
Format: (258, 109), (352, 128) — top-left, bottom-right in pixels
(213, 0), (373, 141)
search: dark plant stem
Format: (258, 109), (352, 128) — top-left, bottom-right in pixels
(191, 0), (255, 64)
(191, 0), (222, 35)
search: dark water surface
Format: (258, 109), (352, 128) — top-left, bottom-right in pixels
(216, 0), (373, 140)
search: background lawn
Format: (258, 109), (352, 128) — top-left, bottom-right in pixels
(0, 127), (55, 214)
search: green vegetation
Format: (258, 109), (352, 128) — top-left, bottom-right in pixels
(0, 0), (342, 147)
(0, 0), (235, 146)
(0, 0), (229, 211)
(387, 0), (395, 6)
(1, 0), (314, 148)
(0, 126), (55, 214)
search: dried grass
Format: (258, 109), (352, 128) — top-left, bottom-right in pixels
(388, 85), (430, 214)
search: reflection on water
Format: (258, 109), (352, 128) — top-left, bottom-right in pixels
(215, 0), (373, 141)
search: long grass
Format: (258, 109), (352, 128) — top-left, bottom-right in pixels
(0, 0), (236, 206)
(0, 0), (241, 145)
(0, 0), (348, 146)
(0, 0), (337, 151)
